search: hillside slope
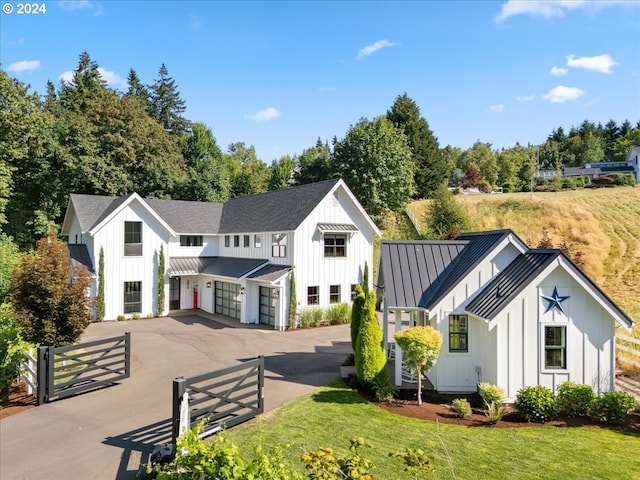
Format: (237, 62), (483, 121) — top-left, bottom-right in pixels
(406, 187), (640, 327)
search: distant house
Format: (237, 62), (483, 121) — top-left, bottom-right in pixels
(61, 179), (380, 329)
(535, 145), (640, 183)
(376, 230), (634, 399)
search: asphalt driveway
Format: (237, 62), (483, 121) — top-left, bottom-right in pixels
(0, 313), (352, 480)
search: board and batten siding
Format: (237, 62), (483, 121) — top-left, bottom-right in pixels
(292, 188), (375, 314)
(92, 201), (170, 320)
(168, 235), (219, 258)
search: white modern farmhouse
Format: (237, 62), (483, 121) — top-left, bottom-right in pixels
(377, 230), (634, 398)
(62, 179), (380, 329)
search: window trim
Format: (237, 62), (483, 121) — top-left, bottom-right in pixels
(448, 314), (468, 353)
(272, 233), (287, 258)
(234, 235), (240, 247)
(307, 286), (319, 305)
(254, 235), (261, 248)
(224, 235), (230, 248)
(324, 234), (347, 258)
(543, 325), (567, 370)
(124, 221), (142, 256)
(180, 235), (203, 247)
(124, 281), (142, 314)
(329, 285), (341, 304)
(243, 235), (250, 247)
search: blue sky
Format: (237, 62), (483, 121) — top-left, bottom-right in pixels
(2, 0), (639, 162)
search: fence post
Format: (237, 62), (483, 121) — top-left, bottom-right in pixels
(36, 346), (49, 405)
(172, 377), (187, 445)
(124, 332), (131, 378)
(257, 355), (264, 414)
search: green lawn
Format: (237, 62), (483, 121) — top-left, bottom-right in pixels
(227, 381), (640, 480)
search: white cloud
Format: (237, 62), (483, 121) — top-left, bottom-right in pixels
(59, 71), (74, 83)
(7, 60), (40, 72)
(516, 94), (535, 102)
(10, 37), (25, 46)
(247, 107), (281, 122)
(58, 67), (125, 88)
(97, 67), (126, 88)
(356, 39), (398, 60)
(542, 85), (585, 103)
(58, 1), (103, 15)
(566, 54), (617, 74)
(550, 66), (568, 76)
(489, 104), (505, 112)
(495, 0), (630, 22)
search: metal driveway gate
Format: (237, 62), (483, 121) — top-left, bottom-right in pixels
(37, 332), (131, 404)
(172, 355), (264, 444)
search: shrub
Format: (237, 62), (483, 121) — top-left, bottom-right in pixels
(486, 401), (505, 424)
(355, 290), (386, 384)
(326, 303), (351, 325)
(350, 284), (365, 350)
(372, 374), (396, 403)
(300, 308), (323, 328)
(0, 303), (33, 399)
(556, 382), (596, 417)
(478, 382), (504, 408)
(514, 385), (558, 423)
(451, 398), (472, 418)
(132, 312), (141, 320)
(117, 315), (126, 322)
(590, 391), (637, 425)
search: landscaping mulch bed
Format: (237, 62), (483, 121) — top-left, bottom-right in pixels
(0, 382), (37, 420)
(366, 388), (640, 434)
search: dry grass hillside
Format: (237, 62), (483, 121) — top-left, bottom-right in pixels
(404, 187), (640, 332)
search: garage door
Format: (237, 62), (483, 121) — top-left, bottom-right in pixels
(259, 287), (276, 326)
(215, 281), (241, 319)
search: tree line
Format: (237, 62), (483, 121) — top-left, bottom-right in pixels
(2, 51), (639, 249)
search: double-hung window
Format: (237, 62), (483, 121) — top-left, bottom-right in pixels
(449, 315), (468, 352)
(124, 221), (142, 256)
(329, 285), (341, 304)
(544, 326), (566, 369)
(324, 234), (347, 257)
(307, 286), (319, 305)
(272, 234), (287, 257)
(124, 281), (141, 313)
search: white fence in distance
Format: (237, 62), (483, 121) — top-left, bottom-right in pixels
(19, 348), (37, 395)
(617, 333), (640, 369)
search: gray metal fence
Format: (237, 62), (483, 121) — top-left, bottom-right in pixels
(37, 332), (130, 404)
(172, 356), (264, 444)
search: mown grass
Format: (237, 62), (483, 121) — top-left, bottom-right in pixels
(405, 187), (640, 336)
(226, 382), (640, 480)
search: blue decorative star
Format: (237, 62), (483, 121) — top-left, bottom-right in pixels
(542, 286), (570, 314)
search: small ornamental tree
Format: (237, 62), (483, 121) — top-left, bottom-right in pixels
(157, 245), (165, 316)
(9, 231), (92, 346)
(394, 326), (443, 405)
(288, 267), (297, 327)
(96, 247), (105, 321)
(350, 283), (365, 351)
(355, 290), (386, 384)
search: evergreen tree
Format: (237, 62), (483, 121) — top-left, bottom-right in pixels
(96, 247), (105, 321)
(158, 245), (165, 316)
(355, 290), (386, 384)
(362, 262), (369, 295)
(150, 63), (190, 136)
(125, 68), (152, 112)
(350, 283), (365, 351)
(387, 93), (447, 199)
(58, 51), (107, 112)
(288, 268), (297, 327)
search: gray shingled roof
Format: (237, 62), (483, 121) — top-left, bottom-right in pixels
(219, 179), (340, 233)
(168, 257), (267, 278)
(67, 179), (341, 235)
(465, 250), (558, 320)
(378, 240), (467, 309)
(247, 264), (291, 282)
(67, 244), (95, 274)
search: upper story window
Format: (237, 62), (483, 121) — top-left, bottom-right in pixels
(324, 234), (346, 257)
(449, 315), (468, 353)
(244, 235), (250, 247)
(234, 235), (240, 247)
(272, 233), (286, 257)
(180, 235), (203, 247)
(254, 235), (261, 248)
(124, 221), (142, 256)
